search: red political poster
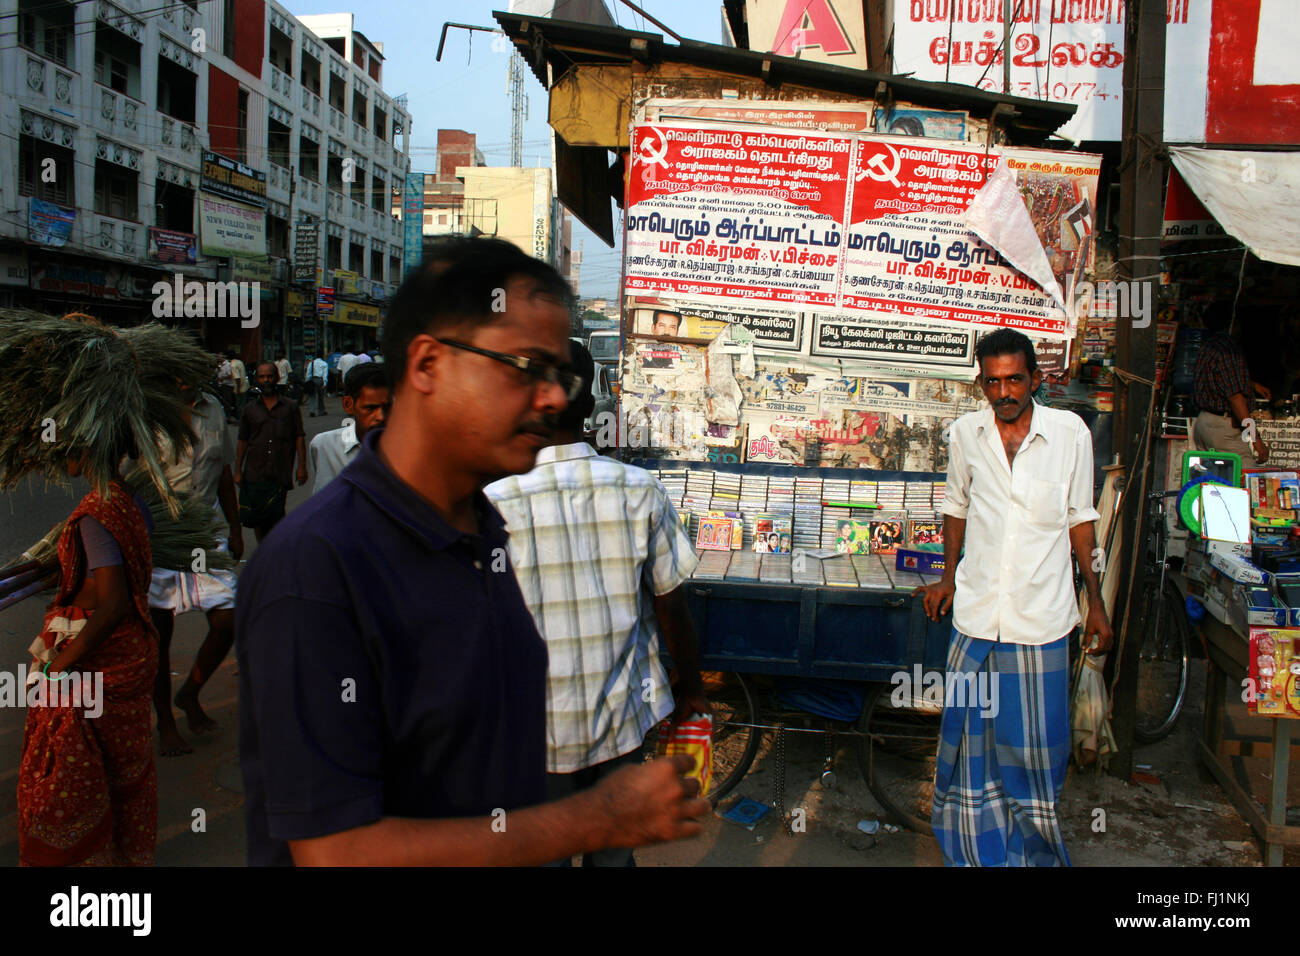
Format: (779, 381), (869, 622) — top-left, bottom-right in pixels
(625, 122), (853, 308)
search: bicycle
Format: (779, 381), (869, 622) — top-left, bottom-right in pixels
(1133, 488), (1194, 742)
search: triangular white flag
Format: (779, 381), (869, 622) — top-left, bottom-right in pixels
(965, 156), (1068, 315)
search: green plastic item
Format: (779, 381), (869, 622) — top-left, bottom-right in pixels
(1181, 449), (1242, 488)
(1177, 474), (1231, 537)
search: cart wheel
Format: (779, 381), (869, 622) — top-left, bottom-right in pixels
(642, 671), (760, 804)
(856, 684), (942, 835)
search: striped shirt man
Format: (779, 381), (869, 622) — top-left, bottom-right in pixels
(486, 442), (700, 773)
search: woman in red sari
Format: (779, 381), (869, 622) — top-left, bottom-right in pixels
(17, 449), (159, 866)
(1, 310), (213, 866)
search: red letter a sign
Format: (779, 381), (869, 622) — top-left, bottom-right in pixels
(770, 0), (855, 57)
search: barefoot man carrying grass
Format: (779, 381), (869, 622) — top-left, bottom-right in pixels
(148, 382), (244, 755)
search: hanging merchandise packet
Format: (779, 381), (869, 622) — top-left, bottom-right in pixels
(655, 714), (713, 796)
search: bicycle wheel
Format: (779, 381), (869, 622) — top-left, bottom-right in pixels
(641, 671), (760, 804)
(1134, 580), (1190, 743)
(856, 683), (942, 834)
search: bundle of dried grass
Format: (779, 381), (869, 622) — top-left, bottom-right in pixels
(123, 463), (234, 572)
(0, 310), (214, 515)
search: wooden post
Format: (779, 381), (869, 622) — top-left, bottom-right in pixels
(1109, 0), (1166, 778)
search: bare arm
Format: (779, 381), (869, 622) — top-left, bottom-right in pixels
(288, 754), (707, 866)
(653, 586), (708, 720)
(295, 435), (308, 485)
(915, 514), (965, 621)
(48, 564), (131, 673)
(1069, 521), (1113, 654)
(234, 439), (247, 486)
(218, 464), (244, 560)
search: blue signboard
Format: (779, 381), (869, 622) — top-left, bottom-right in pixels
(29, 197), (75, 247)
(403, 172), (424, 279)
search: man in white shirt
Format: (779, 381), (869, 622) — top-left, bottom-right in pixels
(305, 352), (329, 417)
(485, 343), (706, 867)
(336, 350), (359, 386)
(309, 362), (390, 493)
(916, 327), (1111, 867)
(274, 352), (292, 386)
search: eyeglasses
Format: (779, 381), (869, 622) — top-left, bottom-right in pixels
(436, 339), (583, 401)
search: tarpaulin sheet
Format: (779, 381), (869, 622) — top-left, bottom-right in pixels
(1169, 147), (1300, 267)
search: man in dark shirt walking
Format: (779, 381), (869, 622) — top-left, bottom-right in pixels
(235, 362), (307, 540)
(236, 239), (707, 866)
(1193, 302), (1270, 466)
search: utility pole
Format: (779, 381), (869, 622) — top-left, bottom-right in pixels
(1109, 0), (1166, 778)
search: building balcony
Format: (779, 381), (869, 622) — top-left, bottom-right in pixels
(329, 107), (347, 134)
(159, 115), (199, 155)
(352, 122), (368, 150)
(328, 189), (345, 217)
(22, 52), (76, 110)
(90, 215), (145, 262)
(301, 87), (322, 119)
(269, 65), (294, 106)
(95, 86), (145, 143)
(159, 2), (199, 37)
(267, 163), (293, 200)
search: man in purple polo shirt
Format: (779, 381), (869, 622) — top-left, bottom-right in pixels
(236, 238), (708, 865)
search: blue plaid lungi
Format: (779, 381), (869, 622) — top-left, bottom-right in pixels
(931, 628), (1071, 867)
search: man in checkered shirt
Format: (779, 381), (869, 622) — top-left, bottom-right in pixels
(486, 342), (707, 867)
(1192, 302), (1271, 466)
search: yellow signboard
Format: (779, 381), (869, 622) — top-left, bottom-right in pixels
(332, 301), (380, 327)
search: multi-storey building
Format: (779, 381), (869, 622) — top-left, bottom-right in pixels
(414, 129), (487, 242)
(0, 0), (411, 361)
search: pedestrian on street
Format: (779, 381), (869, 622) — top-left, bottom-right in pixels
(215, 352), (236, 422)
(309, 362), (391, 494)
(235, 361), (306, 542)
(916, 327), (1111, 867)
(1192, 301), (1270, 466)
(1, 310), (213, 866)
(304, 352), (328, 417)
(336, 349), (359, 387)
(230, 350), (249, 417)
(275, 351), (292, 386)
(147, 383), (244, 757)
(236, 238), (707, 866)
(326, 350), (343, 396)
(486, 342), (707, 867)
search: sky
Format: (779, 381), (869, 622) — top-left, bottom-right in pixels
(282, 1), (726, 301)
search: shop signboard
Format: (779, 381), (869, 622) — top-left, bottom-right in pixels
(332, 301), (381, 327)
(332, 270), (362, 295)
(403, 173), (424, 278)
(232, 256), (275, 298)
(745, 0), (868, 70)
(0, 249), (30, 287)
(29, 198), (75, 247)
(148, 227), (198, 264)
(317, 287), (335, 318)
(1162, 167), (1226, 242)
(30, 262), (147, 299)
(199, 196), (267, 259)
(200, 150), (268, 207)
(294, 220), (319, 282)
